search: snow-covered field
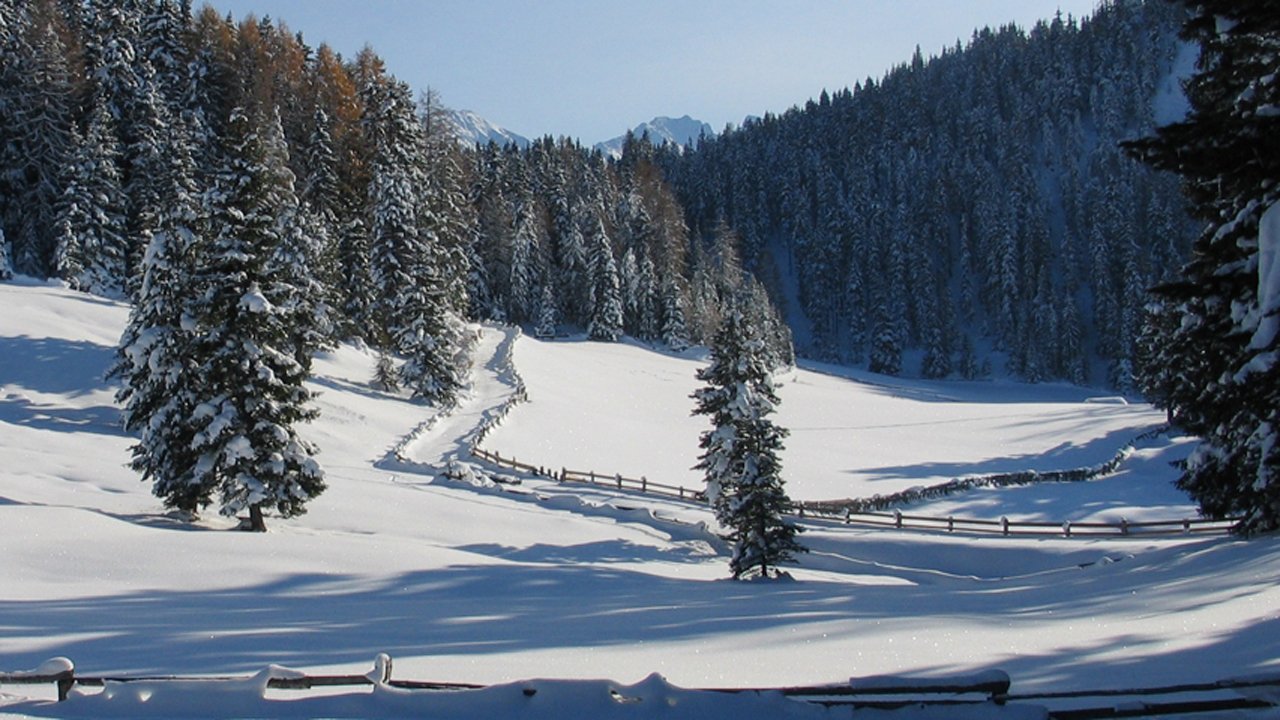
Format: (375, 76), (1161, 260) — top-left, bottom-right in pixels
(1, 280), (1277, 718)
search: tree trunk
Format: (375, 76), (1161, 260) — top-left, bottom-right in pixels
(247, 503), (267, 532)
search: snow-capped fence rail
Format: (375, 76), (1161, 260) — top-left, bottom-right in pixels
(470, 447), (552, 478)
(559, 466), (707, 502)
(0, 655), (481, 703)
(5, 657), (1276, 719)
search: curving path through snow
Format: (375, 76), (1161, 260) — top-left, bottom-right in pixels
(397, 324), (522, 471)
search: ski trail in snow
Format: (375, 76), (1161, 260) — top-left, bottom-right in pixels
(395, 324), (520, 470)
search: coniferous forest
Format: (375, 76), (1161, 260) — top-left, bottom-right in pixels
(656, 0), (1193, 388)
(1, 0), (1275, 532)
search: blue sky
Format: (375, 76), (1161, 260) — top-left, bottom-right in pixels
(203, 1), (1102, 144)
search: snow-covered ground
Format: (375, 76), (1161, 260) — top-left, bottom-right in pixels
(1, 280), (1277, 719)
(485, 335), (1192, 521)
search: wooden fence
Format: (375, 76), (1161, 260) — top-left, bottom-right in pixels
(795, 506), (1240, 537)
(470, 448), (706, 501)
(5, 656), (1277, 719)
(468, 447), (1239, 537)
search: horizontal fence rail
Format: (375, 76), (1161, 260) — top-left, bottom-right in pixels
(795, 506), (1241, 537)
(4, 657), (1276, 719)
(467, 447), (1239, 538)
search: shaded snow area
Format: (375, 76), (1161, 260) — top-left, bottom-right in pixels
(2, 280), (1279, 719)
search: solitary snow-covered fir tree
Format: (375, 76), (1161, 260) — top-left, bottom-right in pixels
(692, 300), (805, 579)
(183, 108), (325, 531)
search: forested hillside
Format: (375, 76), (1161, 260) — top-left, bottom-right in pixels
(2, 0), (1195, 394)
(655, 0), (1193, 388)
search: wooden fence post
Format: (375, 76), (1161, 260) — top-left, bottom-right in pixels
(641, 476), (647, 493)
(1120, 517), (1129, 536)
(1001, 516), (1009, 536)
(1063, 521), (1072, 538)
(894, 509), (903, 529)
(560, 467), (566, 483)
(57, 673), (75, 702)
(1183, 518), (1191, 534)
(616, 473), (623, 490)
(947, 516), (954, 532)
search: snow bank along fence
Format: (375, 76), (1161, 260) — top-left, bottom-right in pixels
(6, 657), (1278, 719)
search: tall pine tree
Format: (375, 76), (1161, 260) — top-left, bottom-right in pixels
(184, 107), (324, 531)
(692, 299), (805, 579)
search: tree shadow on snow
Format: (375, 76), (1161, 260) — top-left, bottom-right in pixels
(846, 427), (1146, 484)
(2, 535), (1273, 691)
(0, 394), (126, 438)
(0, 336), (117, 396)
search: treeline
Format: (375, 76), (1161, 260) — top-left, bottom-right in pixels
(468, 136), (793, 365)
(655, 0), (1193, 388)
(0, 0), (791, 373)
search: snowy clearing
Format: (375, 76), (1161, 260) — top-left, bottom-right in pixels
(1, 281), (1278, 719)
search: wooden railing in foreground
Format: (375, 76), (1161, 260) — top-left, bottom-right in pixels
(5, 657), (1277, 718)
(467, 447), (1238, 537)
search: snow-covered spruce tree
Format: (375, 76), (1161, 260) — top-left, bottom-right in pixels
(1124, 1), (1280, 535)
(395, 268), (469, 406)
(587, 217), (624, 342)
(54, 102), (129, 296)
(260, 108), (335, 366)
(0, 231), (11, 280)
(4, 0), (73, 278)
(507, 199), (540, 325)
(362, 74), (421, 348)
(184, 108), (324, 532)
(692, 300), (805, 579)
(364, 76), (467, 406)
(372, 351), (399, 393)
(660, 276), (689, 351)
(535, 284), (558, 339)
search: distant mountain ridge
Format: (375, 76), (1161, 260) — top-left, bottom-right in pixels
(443, 109), (714, 156)
(595, 115), (714, 158)
(444, 109), (531, 148)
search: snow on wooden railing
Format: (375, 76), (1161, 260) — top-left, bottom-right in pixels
(0, 655), (479, 703)
(5, 657), (1276, 719)
(2, 656), (1010, 706)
